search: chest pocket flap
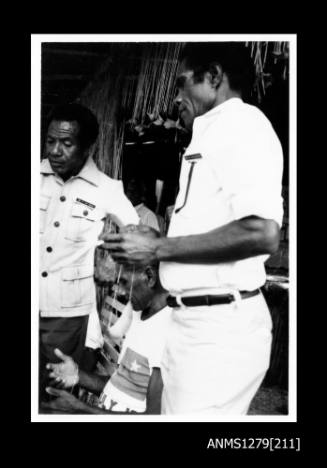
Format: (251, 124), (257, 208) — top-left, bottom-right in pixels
(40, 194), (51, 210)
(62, 264), (94, 281)
(71, 203), (97, 221)
(66, 203), (98, 242)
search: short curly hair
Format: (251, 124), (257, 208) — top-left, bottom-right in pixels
(47, 103), (99, 150)
(180, 42), (255, 97)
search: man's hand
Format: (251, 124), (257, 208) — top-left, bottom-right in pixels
(98, 224), (161, 266)
(46, 348), (79, 389)
(41, 387), (86, 413)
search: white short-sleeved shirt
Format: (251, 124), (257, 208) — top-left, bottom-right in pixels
(135, 203), (160, 231)
(159, 98), (284, 294)
(40, 157), (139, 317)
(98, 306), (172, 413)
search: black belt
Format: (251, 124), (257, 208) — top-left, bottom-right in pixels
(166, 289), (260, 308)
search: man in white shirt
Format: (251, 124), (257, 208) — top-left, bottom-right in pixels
(126, 178), (160, 231)
(42, 261), (171, 414)
(39, 104), (139, 402)
(99, 43), (284, 415)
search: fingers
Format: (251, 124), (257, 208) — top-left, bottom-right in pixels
(46, 363), (57, 371)
(48, 372), (66, 383)
(99, 242), (124, 252)
(54, 348), (70, 362)
(99, 233), (123, 242)
(48, 378), (66, 389)
(45, 386), (65, 397)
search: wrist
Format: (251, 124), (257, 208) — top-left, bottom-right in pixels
(71, 362), (80, 387)
(155, 236), (172, 262)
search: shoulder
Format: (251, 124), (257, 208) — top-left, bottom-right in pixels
(236, 102), (276, 134)
(98, 172), (124, 192)
(151, 306), (172, 328)
(226, 102), (281, 150)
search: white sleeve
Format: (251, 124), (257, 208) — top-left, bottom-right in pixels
(142, 212), (160, 231)
(85, 306), (104, 349)
(104, 180), (140, 227)
(209, 120), (284, 227)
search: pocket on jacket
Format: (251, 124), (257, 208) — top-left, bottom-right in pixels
(40, 195), (51, 233)
(61, 265), (95, 308)
(65, 203), (97, 242)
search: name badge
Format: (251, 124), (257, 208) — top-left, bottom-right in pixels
(76, 198), (96, 210)
(184, 153), (202, 161)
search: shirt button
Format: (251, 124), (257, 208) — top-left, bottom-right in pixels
(60, 196), (66, 202)
(83, 210), (88, 216)
(54, 221), (60, 227)
(41, 271), (48, 278)
(46, 246), (53, 253)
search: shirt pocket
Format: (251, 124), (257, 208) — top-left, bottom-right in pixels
(40, 194), (51, 234)
(61, 264), (94, 308)
(65, 203), (97, 242)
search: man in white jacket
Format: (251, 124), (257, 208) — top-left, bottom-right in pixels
(39, 103), (139, 403)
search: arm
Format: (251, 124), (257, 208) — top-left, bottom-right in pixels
(105, 180), (140, 228)
(157, 216), (280, 264)
(78, 370), (108, 396)
(145, 367), (163, 415)
(99, 216), (280, 266)
(42, 387), (142, 415)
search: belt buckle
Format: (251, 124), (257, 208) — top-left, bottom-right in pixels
(175, 294), (185, 308)
(167, 294), (184, 308)
(230, 290), (242, 308)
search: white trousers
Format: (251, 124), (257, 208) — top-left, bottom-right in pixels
(161, 293), (272, 415)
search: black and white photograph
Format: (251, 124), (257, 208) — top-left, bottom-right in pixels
(31, 34), (296, 424)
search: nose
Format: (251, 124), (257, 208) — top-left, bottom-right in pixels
(50, 141), (62, 157)
(174, 89), (182, 106)
(112, 283), (128, 300)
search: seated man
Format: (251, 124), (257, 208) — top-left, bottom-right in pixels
(42, 262), (171, 415)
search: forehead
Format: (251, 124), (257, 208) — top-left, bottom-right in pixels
(176, 62), (196, 87)
(47, 120), (80, 137)
(120, 268), (143, 282)
(177, 62), (194, 78)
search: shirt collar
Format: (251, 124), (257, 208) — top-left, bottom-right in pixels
(40, 156), (100, 186)
(40, 158), (54, 175)
(196, 97), (243, 122)
(77, 157), (100, 186)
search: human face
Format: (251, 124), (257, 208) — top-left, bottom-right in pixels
(45, 120), (87, 181)
(174, 62), (217, 130)
(115, 267), (151, 312)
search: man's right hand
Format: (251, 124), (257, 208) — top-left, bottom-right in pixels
(46, 348), (79, 389)
(98, 224), (162, 266)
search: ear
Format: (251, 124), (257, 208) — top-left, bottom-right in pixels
(206, 64), (224, 89)
(144, 266), (157, 288)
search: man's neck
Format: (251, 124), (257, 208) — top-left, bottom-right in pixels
(60, 158), (88, 182)
(214, 87), (241, 108)
(141, 290), (169, 321)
